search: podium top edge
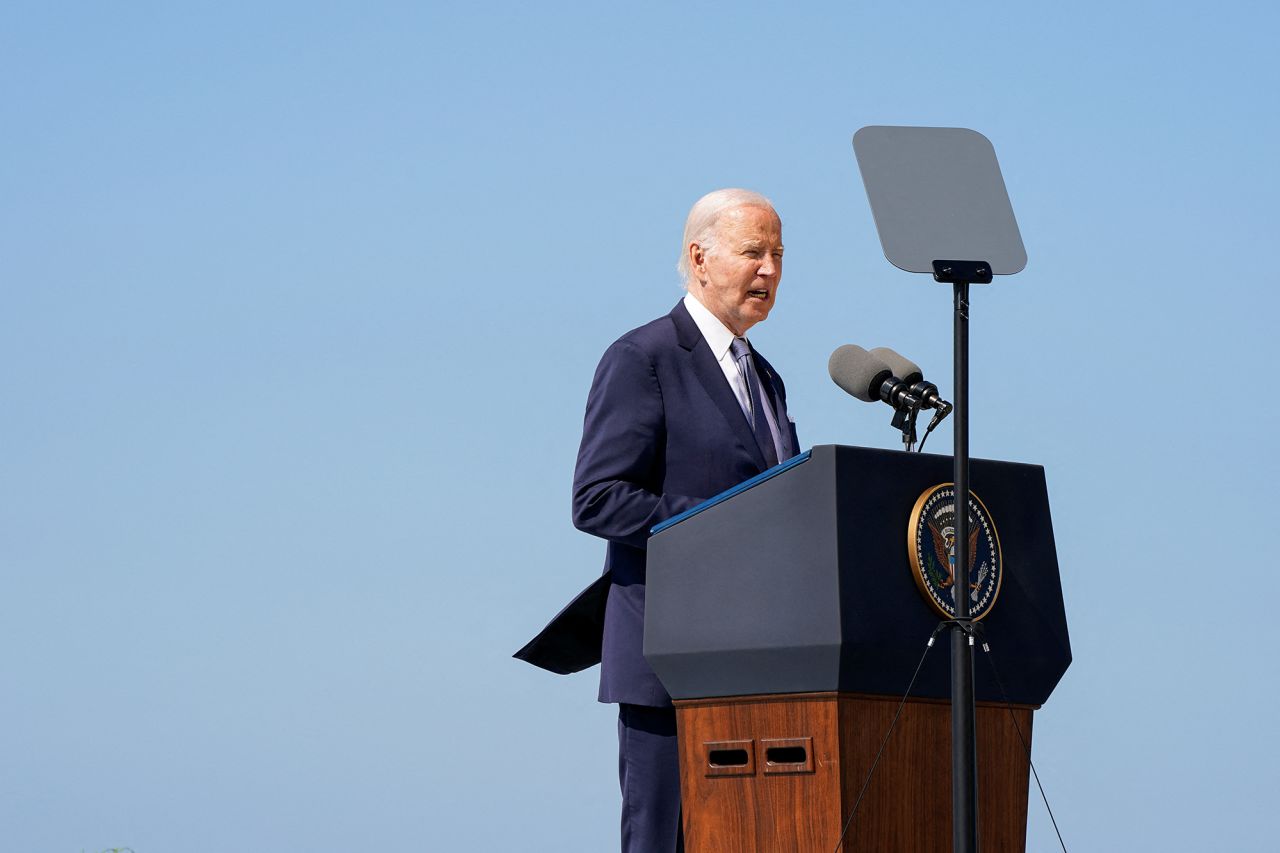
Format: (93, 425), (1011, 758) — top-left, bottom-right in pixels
(649, 450), (812, 537)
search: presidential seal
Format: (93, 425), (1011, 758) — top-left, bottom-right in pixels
(907, 484), (1002, 620)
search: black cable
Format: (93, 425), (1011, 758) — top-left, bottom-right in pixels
(916, 401), (952, 453)
(917, 415), (939, 452)
(833, 624), (945, 852)
(979, 637), (1069, 853)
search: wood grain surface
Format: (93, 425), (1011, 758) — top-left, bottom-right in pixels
(675, 692), (1035, 853)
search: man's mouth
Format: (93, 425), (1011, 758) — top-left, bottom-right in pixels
(747, 289), (769, 299)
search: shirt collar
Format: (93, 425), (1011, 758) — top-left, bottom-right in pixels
(682, 292), (742, 360)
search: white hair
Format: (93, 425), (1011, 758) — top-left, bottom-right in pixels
(677, 188), (776, 286)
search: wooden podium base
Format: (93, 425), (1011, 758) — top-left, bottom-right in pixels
(674, 692), (1034, 853)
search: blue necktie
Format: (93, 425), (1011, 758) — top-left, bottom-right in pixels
(731, 337), (779, 468)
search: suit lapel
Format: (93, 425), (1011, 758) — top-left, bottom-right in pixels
(670, 301), (768, 471)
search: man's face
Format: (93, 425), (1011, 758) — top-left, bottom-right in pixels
(689, 205), (783, 336)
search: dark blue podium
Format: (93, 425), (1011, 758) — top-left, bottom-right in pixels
(643, 444), (1070, 852)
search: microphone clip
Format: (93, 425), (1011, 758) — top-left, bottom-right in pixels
(890, 399), (920, 451)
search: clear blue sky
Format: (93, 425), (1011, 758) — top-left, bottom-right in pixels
(3, 2), (1277, 850)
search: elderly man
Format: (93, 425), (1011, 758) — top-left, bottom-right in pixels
(568, 188), (800, 851)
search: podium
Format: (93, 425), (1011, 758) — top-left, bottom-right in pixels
(644, 445), (1070, 852)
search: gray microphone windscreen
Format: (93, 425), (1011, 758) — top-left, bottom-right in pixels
(828, 345), (890, 402)
(869, 347), (923, 384)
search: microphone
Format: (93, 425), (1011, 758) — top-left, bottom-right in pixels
(867, 346), (922, 384)
(868, 347), (952, 414)
(829, 343), (955, 452)
(827, 345), (919, 409)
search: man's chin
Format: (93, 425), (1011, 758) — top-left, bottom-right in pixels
(733, 308), (771, 334)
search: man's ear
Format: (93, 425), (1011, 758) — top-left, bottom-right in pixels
(688, 242), (706, 281)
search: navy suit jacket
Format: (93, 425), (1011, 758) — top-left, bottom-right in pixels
(515, 300), (798, 706)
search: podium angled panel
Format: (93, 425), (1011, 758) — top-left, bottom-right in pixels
(645, 451), (842, 698)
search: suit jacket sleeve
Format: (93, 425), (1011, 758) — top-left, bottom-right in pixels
(571, 338), (701, 550)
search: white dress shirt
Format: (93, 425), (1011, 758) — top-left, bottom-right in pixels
(682, 293), (786, 463)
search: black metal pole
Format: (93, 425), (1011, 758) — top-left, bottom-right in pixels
(951, 281), (979, 852)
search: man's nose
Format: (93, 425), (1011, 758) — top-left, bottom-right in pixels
(758, 255), (779, 276)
